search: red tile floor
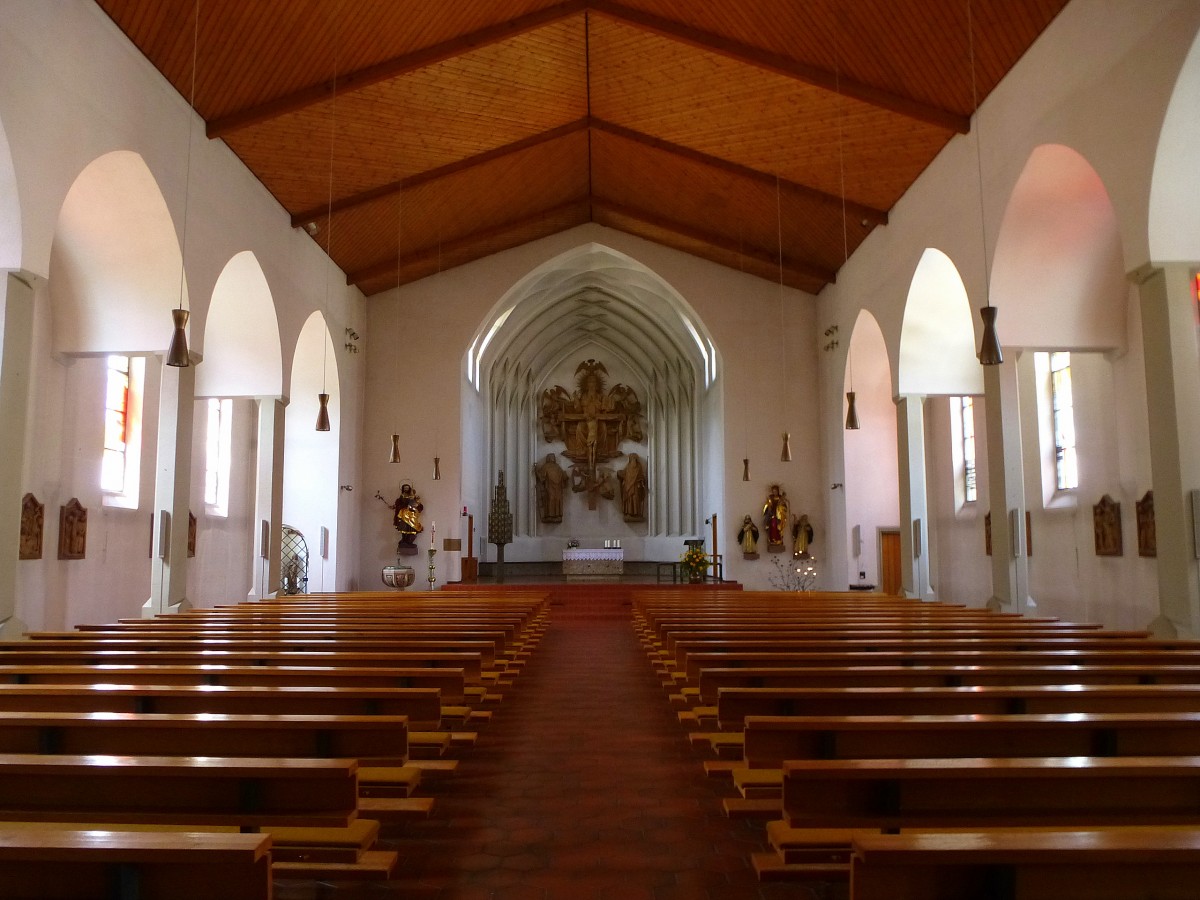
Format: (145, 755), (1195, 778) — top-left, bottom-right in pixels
(276, 598), (821, 899)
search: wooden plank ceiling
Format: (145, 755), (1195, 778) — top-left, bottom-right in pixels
(95, 0), (1070, 297)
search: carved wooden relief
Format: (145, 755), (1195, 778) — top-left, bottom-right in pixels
(1093, 494), (1123, 557)
(57, 498), (87, 560)
(984, 512), (991, 557)
(188, 511), (197, 558)
(19, 493), (43, 560)
(1136, 490), (1156, 558)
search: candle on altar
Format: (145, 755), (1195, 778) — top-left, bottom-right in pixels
(431, 521), (436, 548)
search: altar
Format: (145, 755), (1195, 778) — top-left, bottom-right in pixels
(562, 548), (624, 578)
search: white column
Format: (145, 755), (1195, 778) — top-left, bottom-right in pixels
(0, 272), (35, 637)
(1136, 263), (1200, 638)
(982, 355), (1031, 611)
(249, 397), (286, 600)
(895, 395), (933, 601)
(144, 356), (196, 617)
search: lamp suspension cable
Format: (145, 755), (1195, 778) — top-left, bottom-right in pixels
(835, 35), (860, 430)
(315, 42), (337, 432)
(389, 171), (403, 462)
(166, 0), (200, 368)
(968, 0), (1003, 366)
(776, 173), (792, 462)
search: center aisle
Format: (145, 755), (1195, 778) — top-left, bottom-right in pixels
(373, 614), (811, 900)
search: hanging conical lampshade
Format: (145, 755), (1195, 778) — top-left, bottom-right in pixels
(780, 432), (792, 462)
(434, 457), (442, 480)
(315, 392), (331, 432)
(389, 434), (401, 463)
(978, 305), (1004, 366)
(742, 458), (750, 482)
(165, 307), (190, 368)
(845, 391), (860, 430)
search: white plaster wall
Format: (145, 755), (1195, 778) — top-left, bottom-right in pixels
(360, 224), (821, 591)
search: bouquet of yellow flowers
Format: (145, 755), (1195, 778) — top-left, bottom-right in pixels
(679, 545), (710, 581)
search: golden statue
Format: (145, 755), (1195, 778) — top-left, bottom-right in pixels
(375, 482), (424, 554)
(762, 484), (788, 552)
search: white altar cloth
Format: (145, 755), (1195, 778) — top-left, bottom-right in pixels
(563, 548), (624, 576)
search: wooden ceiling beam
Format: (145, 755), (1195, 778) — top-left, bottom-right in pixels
(592, 196), (835, 287)
(292, 118), (590, 227)
(589, 0), (969, 134)
(347, 197), (592, 286)
(590, 117), (887, 227)
(208, 0), (588, 138)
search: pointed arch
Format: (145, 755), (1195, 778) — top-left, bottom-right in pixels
(197, 251), (283, 398)
(0, 115), (20, 270)
(283, 311), (340, 592)
(49, 151), (186, 356)
(1149, 29), (1200, 261)
(899, 248), (982, 396)
(991, 144), (1126, 351)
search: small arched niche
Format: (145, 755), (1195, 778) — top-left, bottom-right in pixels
(49, 150), (186, 356)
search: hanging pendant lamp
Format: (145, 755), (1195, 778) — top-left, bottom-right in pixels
(978, 305), (1004, 365)
(844, 391), (860, 430)
(434, 456), (442, 480)
(389, 433), (401, 464)
(315, 393), (331, 432)
(780, 432), (792, 462)
(166, 308), (191, 368)
(775, 175), (791, 462)
(742, 458), (750, 482)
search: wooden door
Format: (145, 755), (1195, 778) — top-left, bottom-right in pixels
(879, 529), (902, 595)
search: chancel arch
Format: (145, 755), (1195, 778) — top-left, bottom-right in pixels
(465, 243), (719, 564)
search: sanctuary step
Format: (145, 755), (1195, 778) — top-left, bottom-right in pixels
(443, 581), (738, 619)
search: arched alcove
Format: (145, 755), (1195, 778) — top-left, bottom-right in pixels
(196, 251), (282, 399)
(49, 151), (186, 356)
(0, 115), (20, 270)
(991, 145), (1126, 352)
(1149, 30), (1200, 260)
(898, 249), (982, 397)
(844, 310), (899, 587)
(465, 243), (719, 562)
(282, 311), (340, 592)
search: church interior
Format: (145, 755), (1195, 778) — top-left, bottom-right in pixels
(0, 1), (1199, 896)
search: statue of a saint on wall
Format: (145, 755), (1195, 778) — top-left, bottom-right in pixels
(792, 513), (814, 558)
(534, 454), (566, 523)
(762, 484), (788, 552)
(737, 514), (759, 560)
(375, 482), (424, 555)
(617, 452), (648, 521)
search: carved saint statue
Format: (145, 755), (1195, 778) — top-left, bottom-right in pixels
(736, 514), (759, 559)
(376, 482), (424, 552)
(762, 484), (788, 552)
(792, 513), (814, 558)
(534, 453), (566, 523)
(617, 452), (648, 521)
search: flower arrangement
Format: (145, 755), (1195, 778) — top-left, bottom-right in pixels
(679, 545), (710, 581)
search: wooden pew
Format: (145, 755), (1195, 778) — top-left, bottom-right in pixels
(0, 710), (412, 766)
(0, 649), (490, 682)
(0, 663), (479, 703)
(0, 753), (358, 828)
(10, 637), (504, 669)
(690, 663), (1200, 707)
(848, 829), (1200, 900)
(0, 683), (445, 727)
(677, 648), (1200, 684)
(711, 682), (1200, 731)
(782, 754), (1200, 830)
(0, 828), (272, 900)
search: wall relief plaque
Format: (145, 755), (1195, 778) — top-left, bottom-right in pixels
(58, 498), (87, 561)
(1136, 490), (1156, 558)
(1093, 494), (1123, 557)
(19, 493), (43, 560)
